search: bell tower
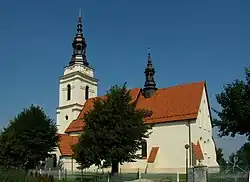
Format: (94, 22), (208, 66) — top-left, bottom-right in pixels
(56, 10), (98, 134)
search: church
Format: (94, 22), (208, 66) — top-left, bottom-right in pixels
(54, 13), (219, 173)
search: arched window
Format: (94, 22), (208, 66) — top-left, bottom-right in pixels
(67, 84), (71, 101)
(141, 140), (147, 158)
(85, 85), (89, 100)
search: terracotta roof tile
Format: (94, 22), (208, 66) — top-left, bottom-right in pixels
(192, 141), (204, 161)
(58, 134), (79, 156)
(65, 81), (204, 133)
(147, 147), (159, 163)
(64, 119), (86, 133)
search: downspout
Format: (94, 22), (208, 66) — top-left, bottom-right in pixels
(71, 135), (74, 173)
(188, 120), (192, 166)
(68, 133), (74, 173)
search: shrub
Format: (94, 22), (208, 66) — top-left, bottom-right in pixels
(0, 168), (56, 182)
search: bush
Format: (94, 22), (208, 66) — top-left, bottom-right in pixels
(0, 168), (55, 182)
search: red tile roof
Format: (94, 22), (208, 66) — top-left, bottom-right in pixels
(58, 134), (78, 156)
(65, 81), (204, 133)
(147, 147), (159, 163)
(136, 81), (204, 124)
(192, 141), (204, 161)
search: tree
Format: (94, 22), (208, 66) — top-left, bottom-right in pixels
(233, 143), (250, 167)
(73, 83), (152, 174)
(0, 105), (59, 170)
(72, 134), (96, 181)
(226, 143), (250, 171)
(213, 66), (250, 139)
(216, 147), (227, 167)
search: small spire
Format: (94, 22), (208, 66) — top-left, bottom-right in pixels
(143, 47), (157, 98)
(77, 9), (83, 34)
(148, 45), (150, 55)
(69, 9), (89, 67)
(147, 46), (153, 66)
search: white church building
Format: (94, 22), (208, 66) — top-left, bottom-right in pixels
(54, 13), (219, 173)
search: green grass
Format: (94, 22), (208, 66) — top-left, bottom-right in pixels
(64, 172), (187, 182)
(0, 168), (188, 182)
(207, 172), (249, 182)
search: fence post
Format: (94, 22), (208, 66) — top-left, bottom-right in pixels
(248, 172), (250, 182)
(64, 169), (67, 181)
(177, 172), (179, 182)
(58, 169), (61, 180)
(138, 168), (141, 179)
(107, 171), (110, 182)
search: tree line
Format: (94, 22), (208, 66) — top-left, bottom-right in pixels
(0, 66), (249, 175)
(216, 143), (250, 168)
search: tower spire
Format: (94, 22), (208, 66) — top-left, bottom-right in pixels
(69, 9), (89, 67)
(143, 47), (157, 98)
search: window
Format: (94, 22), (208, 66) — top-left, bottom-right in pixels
(67, 84), (71, 101)
(141, 140), (147, 158)
(77, 44), (81, 50)
(65, 115), (68, 120)
(85, 85), (89, 100)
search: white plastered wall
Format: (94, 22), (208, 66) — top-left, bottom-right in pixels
(190, 86), (219, 167)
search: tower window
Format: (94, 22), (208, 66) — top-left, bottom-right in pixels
(67, 84), (71, 101)
(77, 44), (81, 50)
(141, 140), (147, 158)
(85, 85), (89, 100)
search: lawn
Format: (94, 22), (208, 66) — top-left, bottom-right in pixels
(0, 167), (187, 182)
(64, 172), (187, 182)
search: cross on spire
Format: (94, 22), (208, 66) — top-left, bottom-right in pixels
(79, 8), (82, 17)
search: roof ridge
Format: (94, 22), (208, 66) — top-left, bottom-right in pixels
(158, 80), (205, 90)
(84, 88), (141, 100)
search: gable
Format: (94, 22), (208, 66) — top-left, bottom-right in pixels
(65, 81), (205, 133)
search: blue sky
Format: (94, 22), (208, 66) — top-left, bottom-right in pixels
(0, 0), (249, 159)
